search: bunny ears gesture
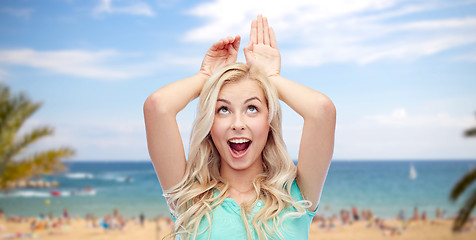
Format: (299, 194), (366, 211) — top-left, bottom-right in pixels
(244, 15), (281, 78)
(249, 15), (278, 48)
(199, 15), (281, 78)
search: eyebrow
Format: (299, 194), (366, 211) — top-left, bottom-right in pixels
(244, 97), (262, 104)
(217, 97), (262, 105)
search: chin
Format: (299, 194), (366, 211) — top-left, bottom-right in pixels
(222, 153), (261, 172)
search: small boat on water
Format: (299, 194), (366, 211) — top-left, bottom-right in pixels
(124, 176), (133, 182)
(50, 190), (61, 196)
(409, 163), (417, 180)
(50, 186), (95, 197)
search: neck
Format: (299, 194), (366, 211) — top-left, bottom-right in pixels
(220, 159), (264, 193)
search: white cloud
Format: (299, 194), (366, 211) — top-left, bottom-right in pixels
(332, 107), (476, 159)
(0, 48), (155, 80)
(93, 0), (155, 17)
(366, 108), (473, 128)
(19, 118), (149, 160)
(184, 0), (476, 66)
(335, 121), (476, 159)
(0, 48), (208, 80)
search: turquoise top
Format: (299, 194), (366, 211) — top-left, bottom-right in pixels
(173, 180), (318, 240)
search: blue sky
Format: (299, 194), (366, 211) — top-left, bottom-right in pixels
(1, 0), (476, 161)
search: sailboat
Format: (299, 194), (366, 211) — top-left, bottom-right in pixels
(409, 163), (417, 180)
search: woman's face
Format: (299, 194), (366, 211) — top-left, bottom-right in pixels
(210, 78), (269, 173)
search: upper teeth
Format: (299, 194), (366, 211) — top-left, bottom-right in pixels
(229, 139), (250, 144)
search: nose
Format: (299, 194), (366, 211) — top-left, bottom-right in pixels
(231, 114), (246, 131)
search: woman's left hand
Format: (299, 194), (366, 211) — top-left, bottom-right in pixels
(244, 15), (281, 77)
(199, 35), (241, 77)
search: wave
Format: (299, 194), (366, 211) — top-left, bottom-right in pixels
(115, 177), (134, 183)
(67, 189), (97, 196)
(110, 169), (155, 176)
(65, 172), (94, 179)
(6, 190), (50, 198)
(98, 174), (133, 183)
(1, 189), (97, 198)
(64, 172), (135, 183)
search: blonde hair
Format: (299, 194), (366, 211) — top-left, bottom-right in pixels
(163, 63), (309, 239)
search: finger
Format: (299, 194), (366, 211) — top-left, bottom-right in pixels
(269, 27), (278, 49)
(243, 42), (253, 62)
(225, 36), (235, 50)
(228, 44), (237, 60)
(210, 41), (220, 51)
(219, 38), (228, 50)
(250, 20), (257, 44)
(214, 39), (223, 50)
(257, 14), (263, 44)
(263, 17), (270, 45)
(233, 35), (241, 52)
(221, 37), (230, 50)
(243, 41), (252, 54)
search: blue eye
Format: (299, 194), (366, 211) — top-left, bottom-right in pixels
(218, 106), (229, 114)
(247, 105), (257, 113)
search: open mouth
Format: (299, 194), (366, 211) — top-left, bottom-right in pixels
(228, 138), (251, 158)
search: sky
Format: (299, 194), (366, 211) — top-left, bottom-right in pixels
(1, 0), (476, 161)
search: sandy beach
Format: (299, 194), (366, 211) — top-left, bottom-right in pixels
(1, 214), (476, 240)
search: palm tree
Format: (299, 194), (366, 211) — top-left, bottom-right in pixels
(465, 127), (476, 137)
(0, 84), (75, 193)
(450, 113), (476, 232)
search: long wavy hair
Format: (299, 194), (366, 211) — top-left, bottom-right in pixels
(163, 63), (309, 240)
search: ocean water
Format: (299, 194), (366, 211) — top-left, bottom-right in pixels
(1, 160), (475, 220)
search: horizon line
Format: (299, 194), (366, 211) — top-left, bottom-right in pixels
(65, 158), (476, 162)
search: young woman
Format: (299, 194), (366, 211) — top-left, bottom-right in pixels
(144, 15), (336, 239)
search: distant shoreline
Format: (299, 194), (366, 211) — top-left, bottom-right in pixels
(2, 161), (473, 221)
(65, 159), (476, 162)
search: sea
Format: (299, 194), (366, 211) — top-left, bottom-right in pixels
(1, 160), (475, 220)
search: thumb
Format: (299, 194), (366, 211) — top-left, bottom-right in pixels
(243, 42), (252, 56)
(243, 47), (254, 64)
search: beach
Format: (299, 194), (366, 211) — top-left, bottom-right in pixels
(2, 214), (476, 240)
(2, 161), (476, 239)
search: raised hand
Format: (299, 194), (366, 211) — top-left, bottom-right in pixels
(244, 15), (281, 77)
(199, 35), (241, 77)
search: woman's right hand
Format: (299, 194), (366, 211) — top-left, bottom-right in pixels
(199, 35), (241, 77)
(244, 15), (281, 78)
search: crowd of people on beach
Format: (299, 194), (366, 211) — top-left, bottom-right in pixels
(0, 207), (157, 239)
(2, 206), (476, 239)
(84, 208), (149, 232)
(0, 208), (71, 239)
(310, 205), (476, 237)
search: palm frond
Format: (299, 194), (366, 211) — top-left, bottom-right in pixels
(0, 85), (76, 193)
(0, 89), (41, 133)
(25, 147), (75, 176)
(450, 167), (476, 201)
(0, 126), (54, 164)
(0, 126), (54, 174)
(0, 85), (42, 160)
(466, 127), (476, 137)
(453, 187), (476, 232)
(0, 161), (33, 191)
(0, 147), (75, 192)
